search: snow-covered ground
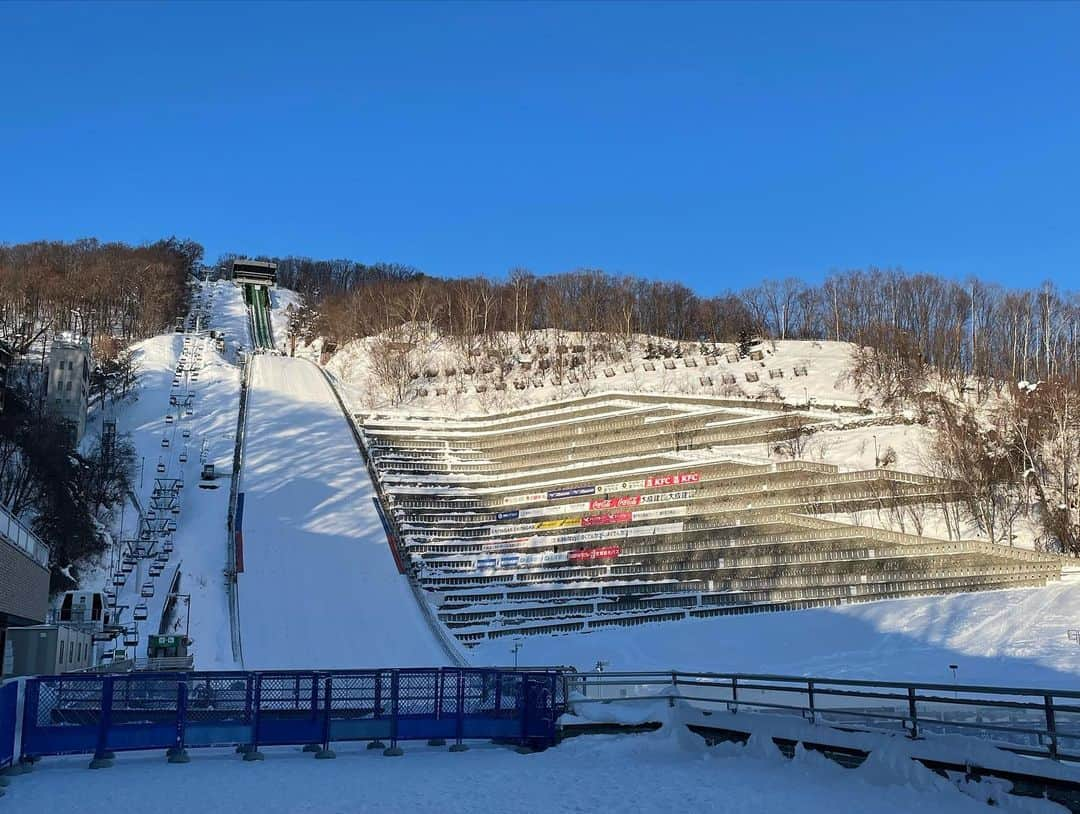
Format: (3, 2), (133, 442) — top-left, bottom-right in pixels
(237, 354), (448, 668)
(5, 713), (1059, 814)
(81, 281), (244, 668)
(475, 581), (1080, 689)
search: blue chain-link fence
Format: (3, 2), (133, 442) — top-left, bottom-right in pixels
(0, 680), (17, 771)
(15, 668), (565, 763)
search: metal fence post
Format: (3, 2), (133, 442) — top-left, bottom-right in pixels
(316, 677), (335, 759)
(89, 677), (115, 769)
(428, 668), (446, 746)
(243, 675), (264, 761)
(303, 674), (321, 753)
(806, 680), (816, 723)
(908, 686), (919, 740)
(368, 671), (386, 750)
(168, 679), (190, 763)
(1045, 694), (1059, 760)
(729, 676), (739, 713)
(450, 670), (468, 752)
(384, 671), (403, 756)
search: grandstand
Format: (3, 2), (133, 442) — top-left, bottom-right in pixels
(354, 393), (1064, 646)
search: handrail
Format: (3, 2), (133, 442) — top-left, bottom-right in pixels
(225, 353), (250, 666)
(0, 500), (49, 568)
(565, 669), (1080, 764)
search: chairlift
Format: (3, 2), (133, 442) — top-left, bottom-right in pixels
(156, 458), (166, 473)
(123, 629), (139, 647)
(171, 505), (181, 515)
(161, 437), (170, 448)
(163, 540), (174, 553)
(149, 566), (163, 578)
(182, 428), (191, 438)
(147, 509), (157, 521)
(112, 573), (126, 587)
(121, 560), (133, 574)
(140, 582), (154, 598)
(133, 604), (148, 621)
(165, 519), (177, 532)
(179, 452), (188, 463)
(165, 414), (174, 424)
(175, 479), (185, 490)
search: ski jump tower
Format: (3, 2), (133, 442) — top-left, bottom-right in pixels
(232, 260), (277, 350)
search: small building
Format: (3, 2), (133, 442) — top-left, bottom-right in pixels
(2, 624), (94, 678)
(0, 501), (50, 666)
(232, 259), (278, 287)
(46, 332), (90, 444)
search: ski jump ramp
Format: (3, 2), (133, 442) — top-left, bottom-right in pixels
(238, 355), (449, 668)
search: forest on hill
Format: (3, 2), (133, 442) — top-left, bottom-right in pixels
(222, 253), (1080, 555)
(0, 237), (203, 588)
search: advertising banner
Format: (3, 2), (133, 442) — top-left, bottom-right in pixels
(568, 545), (621, 562)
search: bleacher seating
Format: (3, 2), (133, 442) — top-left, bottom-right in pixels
(355, 393), (1063, 646)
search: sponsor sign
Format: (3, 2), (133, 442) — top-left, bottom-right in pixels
(538, 517), (581, 529)
(581, 511), (632, 527)
(568, 545), (621, 562)
(589, 495), (642, 510)
(643, 471), (700, 489)
(631, 506), (688, 521)
(640, 489), (693, 505)
(593, 479), (645, 495)
(503, 492), (547, 506)
(496, 510), (520, 521)
(547, 485), (596, 500)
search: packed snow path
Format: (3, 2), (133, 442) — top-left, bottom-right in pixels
(237, 355), (448, 668)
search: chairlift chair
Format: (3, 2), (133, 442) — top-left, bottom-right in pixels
(133, 604), (148, 621)
(161, 437), (170, 448)
(182, 428), (191, 438)
(163, 540), (174, 553)
(156, 458), (166, 473)
(121, 560), (133, 574)
(171, 505), (181, 515)
(165, 519), (177, 532)
(179, 452), (188, 463)
(147, 509), (157, 521)
(141, 582), (154, 598)
(165, 414), (174, 424)
(123, 629), (139, 647)
(149, 566), (163, 578)
(112, 573), (126, 587)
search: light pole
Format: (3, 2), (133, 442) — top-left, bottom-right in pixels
(872, 435), (879, 468)
(511, 640), (523, 669)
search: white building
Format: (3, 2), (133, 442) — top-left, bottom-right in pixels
(46, 332), (90, 444)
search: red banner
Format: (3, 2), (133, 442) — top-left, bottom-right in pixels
(581, 511), (632, 527)
(589, 495), (642, 511)
(568, 545), (621, 562)
(644, 471), (700, 489)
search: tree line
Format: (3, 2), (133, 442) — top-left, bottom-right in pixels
(0, 237), (203, 355)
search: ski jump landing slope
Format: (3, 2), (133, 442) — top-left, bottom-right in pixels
(238, 355), (448, 668)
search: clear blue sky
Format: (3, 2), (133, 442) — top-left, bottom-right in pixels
(1, 1), (1078, 293)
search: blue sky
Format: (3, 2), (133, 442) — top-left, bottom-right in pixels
(1, 1), (1078, 293)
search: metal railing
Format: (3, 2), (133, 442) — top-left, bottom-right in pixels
(569, 671), (1080, 763)
(0, 500), (49, 568)
(225, 353), (250, 666)
(15, 667), (565, 764)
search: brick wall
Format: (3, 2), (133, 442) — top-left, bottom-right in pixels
(0, 541), (49, 624)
